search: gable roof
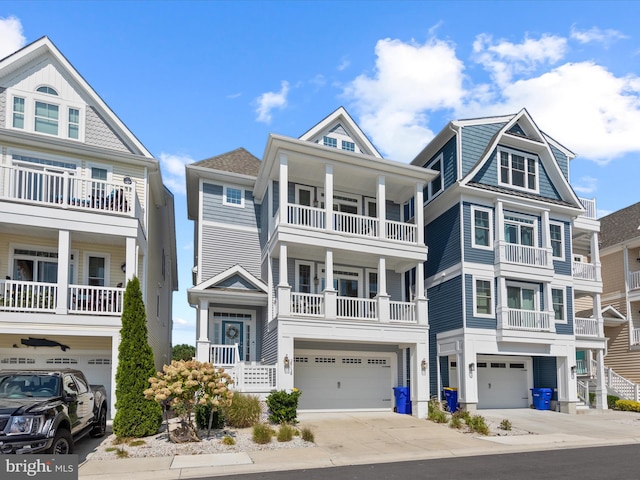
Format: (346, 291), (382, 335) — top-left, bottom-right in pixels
(599, 202), (640, 249)
(298, 106), (382, 158)
(0, 36), (152, 157)
(187, 265), (268, 307)
(191, 148), (261, 177)
(192, 264), (268, 293)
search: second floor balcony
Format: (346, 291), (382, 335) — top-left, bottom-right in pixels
(629, 271), (640, 291)
(495, 241), (552, 268)
(498, 307), (554, 333)
(574, 317), (601, 338)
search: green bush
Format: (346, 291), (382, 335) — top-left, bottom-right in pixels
(499, 419), (512, 431)
(195, 403), (224, 430)
(615, 399), (640, 412)
(277, 424), (296, 442)
(300, 426), (315, 443)
(172, 344), (196, 361)
(427, 398), (448, 423)
(266, 389), (302, 424)
(467, 414), (490, 435)
(221, 436), (236, 446)
(224, 393), (262, 428)
(252, 423), (275, 444)
(449, 415), (464, 429)
(609, 395), (621, 409)
(113, 277), (163, 438)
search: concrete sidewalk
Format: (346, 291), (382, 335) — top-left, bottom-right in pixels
(78, 409), (640, 479)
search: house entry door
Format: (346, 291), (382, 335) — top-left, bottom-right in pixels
(222, 321), (243, 363)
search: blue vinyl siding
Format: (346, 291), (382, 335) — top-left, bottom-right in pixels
(202, 183), (261, 227)
(461, 122), (507, 177)
(272, 181), (279, 214)
(463, 202), (495, 265)
(427, 275), (463, 394)
(555, 286), (574, 335)
(425, 204), (461, 278)
(533, 357), (557, 394)
(465, 274), (497, 329)
(550, 144), (569, 180)
(423, 136), (457, 192)
(472, 149), (498, 184)
(538, 161), (561, 200)
(552, 220), (572, 276)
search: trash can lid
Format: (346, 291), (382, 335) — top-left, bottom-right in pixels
(443, 387), (458, 391)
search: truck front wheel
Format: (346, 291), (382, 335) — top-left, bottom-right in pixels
(47, 428), (73, 454)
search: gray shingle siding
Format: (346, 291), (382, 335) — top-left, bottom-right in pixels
(202, 183), (261, 228)
(425, 204), (461, 278)
(427, 275), (463, 394)
(201, 225), (261, 279)
(463, 202), (494, 265)
(84, 106), (133, 153)
(461, 123), (507, 177)
(464, 274), (497, 329)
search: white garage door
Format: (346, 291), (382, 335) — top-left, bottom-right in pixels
(477, 356), (530, 409)
(294, 352), (394, 410)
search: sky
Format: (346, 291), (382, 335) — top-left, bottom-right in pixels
(1, 1), (639, 346)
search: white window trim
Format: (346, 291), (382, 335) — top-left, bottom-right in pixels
(319, 264), (363, 296)
(6, 88), (85, 142)
(497, 146), (539, 193)
(87, 162), (113, 182)
(9, 243), (59, 281)
(83, 252), (111, 286)
(294, 260), (316, 294)
(365, 268), (378, 299)
(364, 197), (377, 218)
(425, 153), (444, 201)
(503, 212), (539, 247)
(505, 280), (540, 311)
(471, 205), (493, 250)
(549, 221), (565, 261)
(472, 276), (494, 318)
(333, 191), (361, 215)
(551, 286), (567, 324)
(294, 184), (315, 206)
(223, 185), (245, 208)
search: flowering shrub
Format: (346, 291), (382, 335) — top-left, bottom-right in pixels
(266, 388), (302, 424)
(144, 359), (234, 442)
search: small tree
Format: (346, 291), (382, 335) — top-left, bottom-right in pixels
(172, 344), (196, 361)
(145, 359), (234, 442)
(113, 277), (163, 437)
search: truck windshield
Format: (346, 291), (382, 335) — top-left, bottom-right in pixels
(0, 375), (61, 398)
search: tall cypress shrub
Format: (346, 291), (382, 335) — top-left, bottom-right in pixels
(113, 277), (162, 437)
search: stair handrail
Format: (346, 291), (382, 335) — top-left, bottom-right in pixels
(606, 367), (640, 401)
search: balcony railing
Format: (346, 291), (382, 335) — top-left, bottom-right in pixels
(334, 211), (379, 237)
(390, 301), (416, 323)
(576, 358), (588, 375)
(575, 317), (599, 337)
(0, 165), (135, 216)
(500, 308), (552, 332)
(633, 329), (640, 346)
(496, 241), (552, 267)
(0, 280), (57, 312)
(210, 344), (239, 367)
(629, 271), (640, 291)
(573, 261), (598, 281)
(291, 292), (324, 317)
(287, 204), (325, 229)
(68, 285), (124, 315)
(386, 220), (417, 243)
(578, 197), (597, 219)
(337, 297), (377, 320)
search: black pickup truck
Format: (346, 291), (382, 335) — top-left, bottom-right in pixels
(0, 369), (108, 454)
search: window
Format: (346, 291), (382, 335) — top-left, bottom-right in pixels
(424, 155), (443, 200)
(367, 271), (378, 299)
(504, 214), (535, 246)
(12, 97), (25, 128)
(403, 198), (415, 221)
(323, 136), (337, 148)
(88, 256), (105, 286)
(474, 279), (493, 316)
(550, 222), (564, 259)
(342, 140), (355, 152)
(297, 262), (313, 293)
(68, 108), (80, 139)
(552, 288), (565, 322)
(223, 186), (244, 207)
(36, 86), (58, 95)
(472, 206), (493, 249)
(498, 148), (537, 192)
(34, 101), (59, 135)
(12, 248), (58, 283)
(507, 284), (537, 311)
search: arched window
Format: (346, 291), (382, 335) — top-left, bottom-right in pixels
(36, 86), (58, 96)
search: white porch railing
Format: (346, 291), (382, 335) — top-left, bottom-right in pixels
(573, 262), (598, 281)
(390, 301), (416, 323)
(0, 280), (57, 312)
(501, 308), (552, 332)
(333, 211), (379, 238)
(210, 344), (239, 367)
(496, 241), (552, 267)
(287, 204), (325, 229)
(291, 292), (324, 316)
(68, 285), (124, 315)
(575, 318), (599, 337)
(231, 364), (277, 392)
(576, 358), (588, 375)
(337, 297), (377, 320)
(632, 328), (640, 346)
(629, 271), (640, 291)
(386, 220), (417, 244)
(607, 367), (640, 401)
(577, 379), (590, 405)
(0, 165), (135, 216)
(578, 197), (597, 219)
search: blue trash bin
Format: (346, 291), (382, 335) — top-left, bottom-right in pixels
(393, 387), (411, 414)
(443, 387), (458, 412)
(530, 388), (553, 410)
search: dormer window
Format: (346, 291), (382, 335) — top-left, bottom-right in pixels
(342, 140), (355, 152)
(36, 86), (58, 96)
(498, 147), (538, 192)
(323, 136), (337, 148)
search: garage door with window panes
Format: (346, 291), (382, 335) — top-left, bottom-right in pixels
(294, 353), (393, 410)
(477, 357), (530, 409)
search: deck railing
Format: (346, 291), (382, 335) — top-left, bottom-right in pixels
(337, 297), (377, 320)
(291, 292), (324, 317)
(0, 165), (135, 216)
(390, 301), (416, 323)
(575, 318), (599, 337)
(578, 197), (597, 219)
(632, 329), (640, 346)
(629, 271), (640, 291)
(386, 220), (417, 243)
(0, 280), (57, 312)
(210, 344), (240, 367)
(333, 211), (379, 238)
(287, 204), (325, 229)
(68, 285), (124, 315)
(496, 241), (551, 267)
(607, 367), (640, 401)
(573, 262), (598, 281)
(577, 380), (590, 405)
(501, 308), (552, 332)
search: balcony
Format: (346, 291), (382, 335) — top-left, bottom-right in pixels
(0, 165), (137, 217)
(574, 317), (600, 337)
(573, 261), (598, 281)
(495, 241), (552, 267)
(284, 204), (418, 245)
(0, 279), (124, 316)
(629, 271), (640, 291)
(284, 291), (420, 324)
(578, 197), (597, 219)
(633, 329), (640, 346)
(499, 308), (553, 332)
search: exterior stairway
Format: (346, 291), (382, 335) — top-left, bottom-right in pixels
(577, 366), (640, 410)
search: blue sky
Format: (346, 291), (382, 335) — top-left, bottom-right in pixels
(1, 1), (639, 346)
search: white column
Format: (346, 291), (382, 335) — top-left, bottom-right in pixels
(325, 164), (334, 231)
(377, 176), (386, 239)
(267, 253), (273, 323)
(324, 249), (336, 319)
(416, 262), (428, 325)
(279, 154), (288, 225)
(277, 335), (295, 391)
(594, 292), (604, 337)
(110, 333), (120, 417)
(624, 246), (632, 345)
(412, 338), (430, 418)
(541, 210), (550, 249)
(56, 230), (70, 314)
(125, 237), (136, 282)
(277, 244), (291, 316)
(494, 200), (504, 244)
(591, 232), (601, 281)
(268, 180), (274, 236)
(594, 348), (608, 410)
(496, 276), (508, 329)
(378, 257), (387, 296)
(557, 353), (578, 414)
(325, 249), (334, 291)
(278, 244), (289, 287)
(196, 299), (210, 361)
(377, 257), (389, 323)
(415, 182), (424, 245)
(544, 283), (556, 333)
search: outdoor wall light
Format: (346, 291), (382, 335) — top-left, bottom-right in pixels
(284, 354), (290, 370)
(571, 365), (577, 377)
(421, 358), (427, 371)
(121, 262), (126, 273)
(469, 363), (475, 373)
(123, 177), (132, 185)
(313, 275), (319, 287)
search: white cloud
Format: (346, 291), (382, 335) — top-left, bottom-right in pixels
(0, 16), (26, 59)
(159, 152), (193, 195)
(572, 176), (598, 194)
(343, 37), (465, 161)
(255, 81), (289, 124)
(337, 57), (350, 71)
(473, 33), (567, 86)
(570, 26), (628, 46)
(226, 92), (242, 99)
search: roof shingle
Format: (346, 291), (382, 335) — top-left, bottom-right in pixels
(599, 202), (640, 249)
(192, 148), (261, 177)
